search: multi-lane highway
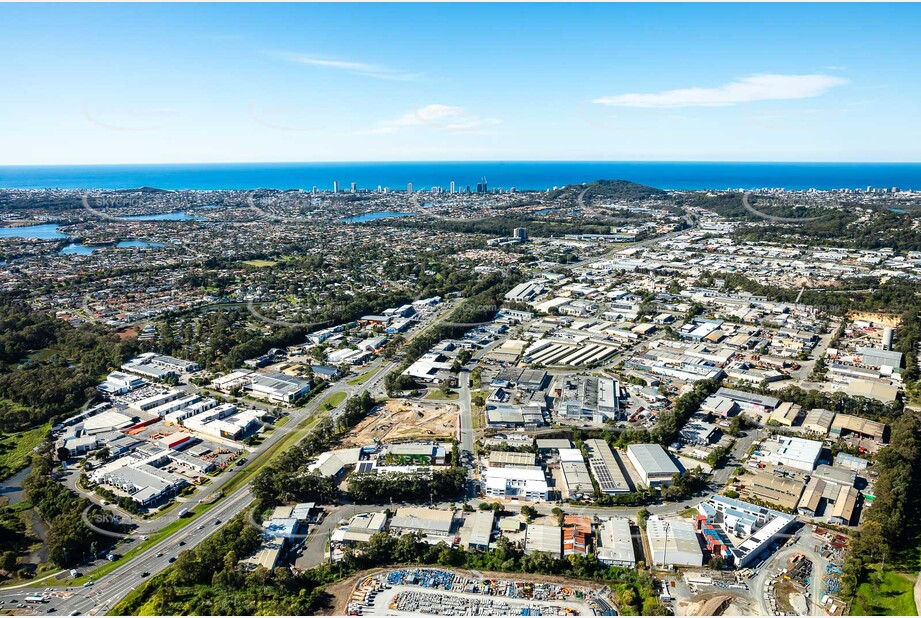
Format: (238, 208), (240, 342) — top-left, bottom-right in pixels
(0, 301), (459, 616)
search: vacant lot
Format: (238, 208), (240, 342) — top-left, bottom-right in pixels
(341, 399), (458, 446)
(851, 568), (916, 616)
(0, 422), (49, 481)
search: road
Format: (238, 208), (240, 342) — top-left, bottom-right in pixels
(3, 301), (458, 615)
(749, 527), (828, 616)
(0, 486), (253, 615)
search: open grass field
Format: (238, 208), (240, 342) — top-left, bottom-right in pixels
(317, 391), (347, 410)
(851, 567), (917, 616)
(0, 422), (49, 481)
(424, 389), (459, 401)
(241, 259), (278, 267)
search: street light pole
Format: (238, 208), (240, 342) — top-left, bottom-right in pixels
(661, 522), (670, 570)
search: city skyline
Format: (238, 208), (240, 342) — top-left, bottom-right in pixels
(1, 3), (920, 165)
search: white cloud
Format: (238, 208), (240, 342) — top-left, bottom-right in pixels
(359, 104), (500, 135)
(279, 53), (420, 81)
(593, 73), (848, 108)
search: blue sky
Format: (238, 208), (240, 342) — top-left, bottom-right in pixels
(1, 3), (919, 164)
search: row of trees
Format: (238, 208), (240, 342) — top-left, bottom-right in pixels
(347, 468), (467, 504)
(712, 271), (921, 316)
(250, 392), (377, 507)
(650, 378), (721, 445)
(118, 512), (669, 616)
(842, 412), (921, 597)
(747, 382), (903, 421)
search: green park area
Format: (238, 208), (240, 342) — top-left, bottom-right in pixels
(850, 567), (917, 616)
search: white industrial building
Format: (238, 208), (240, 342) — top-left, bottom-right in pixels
(389, 507), (457, 541)
(714, 387), (779, 413)
(164, 398), (218, 424)
(331, 511), (388, 545)
(121, 353), (200, 381)
(558, 449), (594, 500)
(627, 444), (682, 486)
(97, 371), (146, 395)
(401, 352), (455, 385)
(485, 403), (546, 428)
(483, 466), (549, 501)
(131, 389), (184, 412)
(761, 436), (823, 472)
(555, 376), (622, 423)
(91, 456), (187, 506)
(248, 372), (312, 404)
(596, 518), (637, 567)
(148, 394), (202, 418)
(697, 495), (797, 568)
(211, 369), (255, 393)
(647, 516), (704, 567)
(82, 410), (136, 435)
(466, 511), (495, 551)
(584, 439), (631, 495)
(525, 524), (562, 559)
(182, 404), (262, 441)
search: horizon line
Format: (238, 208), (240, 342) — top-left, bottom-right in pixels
(3, 159), (921, 168)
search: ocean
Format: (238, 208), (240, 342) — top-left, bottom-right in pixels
(1, 161), (920, 192)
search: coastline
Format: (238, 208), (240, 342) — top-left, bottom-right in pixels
(2, 161), (921, 192)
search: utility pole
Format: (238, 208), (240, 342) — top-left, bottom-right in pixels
(661, 522), (670, 570)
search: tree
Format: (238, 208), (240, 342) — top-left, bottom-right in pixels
(637, 508), (651, 530)
(551, 507), (565, 526)
(520, 505), (537, 522)
(1, 550), (17, 573)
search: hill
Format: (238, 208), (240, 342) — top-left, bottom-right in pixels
(548, 179), (667, 202)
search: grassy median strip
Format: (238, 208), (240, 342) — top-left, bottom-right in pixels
(317, 391), (347, 409)
(347, 371), (374, 386)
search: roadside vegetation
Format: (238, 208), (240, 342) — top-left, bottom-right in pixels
(113, 515), (669, 616)
(841, 412), (921, 613)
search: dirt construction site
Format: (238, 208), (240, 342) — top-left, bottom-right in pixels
(678, 592), (756, 616)
(326, 567), (614, 616)
(340, 399), (459, 446)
